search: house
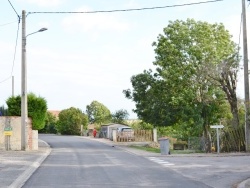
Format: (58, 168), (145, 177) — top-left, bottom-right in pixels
(48, 110), (60, 119)
(100, 123), (131, 140)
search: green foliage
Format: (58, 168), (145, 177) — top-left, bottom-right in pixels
(56, 107), (88, 135)
(128, 120), (154, 130)
(39, 112), (57, 134)
(28, 93), (47, 130)
(86, 101), (112, 125)
(6, 93), (47, 130)
(0, 105), (8, 116)
(6, 96), (21, 116)
(112, 109), (129, 124)
(124, 19), (238, 136)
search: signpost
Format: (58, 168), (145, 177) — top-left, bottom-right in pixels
(210, 125), (224, 154)
(4, 127), (12, 150)
(4, 127), (13, 136)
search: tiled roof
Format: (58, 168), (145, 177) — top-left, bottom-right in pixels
(48, 110), (61, 118)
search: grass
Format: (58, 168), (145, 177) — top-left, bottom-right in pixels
(130, 145), (161, 153)
(129, 145), (204, 154)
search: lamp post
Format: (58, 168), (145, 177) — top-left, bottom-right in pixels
(21, 10), (47, 150)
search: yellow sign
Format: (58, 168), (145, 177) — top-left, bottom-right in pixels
(4, 131), (12, 136)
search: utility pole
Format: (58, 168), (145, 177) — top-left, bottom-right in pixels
(20, 10), (47, 151)
(21, 10), (27, 150)
(242, 0), (250, 152)
(12, 76), (14, 96)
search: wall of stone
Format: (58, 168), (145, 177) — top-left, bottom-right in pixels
(0, 116), (33, 150)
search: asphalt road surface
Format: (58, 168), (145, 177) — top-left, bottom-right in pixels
(22, 134), (213, 188)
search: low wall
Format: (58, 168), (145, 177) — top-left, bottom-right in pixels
(0, 116), (34, 151)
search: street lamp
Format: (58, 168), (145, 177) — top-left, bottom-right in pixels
(21, 10), (47, 150)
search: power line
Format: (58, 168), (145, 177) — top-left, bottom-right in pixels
(238, 13), (243, 54)
(0, 77), (11, 84)
(0, 18), (20, 84)
(0, 20), (18, 27)
(28, 0), (223, 14)
(7, 0), (20, 18)
(1, 1), (21, 84)
(10, 18), (20, 77)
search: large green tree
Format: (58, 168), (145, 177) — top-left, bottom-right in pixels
(124, 19), (239, 150)
(56, 107), (88, 135)
(86, 101), (112, 124)
(6, 93), (47, 130)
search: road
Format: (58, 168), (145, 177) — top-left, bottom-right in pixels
(23, 134), (212, 188)
(146, 156), (250, 188)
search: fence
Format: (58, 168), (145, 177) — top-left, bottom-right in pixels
(219, 126), (245, 152)
(117, 129), (153, 142)
(188, 126), (245, 152)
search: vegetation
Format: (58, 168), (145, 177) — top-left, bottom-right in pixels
(0, 105), (8, 116)
(56, 107), (88, 135)
(127, 120), (154, 130)
(112, 109), (129, 124)
(86, 100), (112, 125)
(39, 111), (57, 134)
(123, 19), (240, 151)
(6, 93), (47, 130)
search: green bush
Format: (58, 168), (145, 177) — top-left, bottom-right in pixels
(56, 107), (88, 135)
(6, 93), (47, 130)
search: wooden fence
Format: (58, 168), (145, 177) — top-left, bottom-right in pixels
(219, 126), (245, 152)
(188, 126), (246, 152)
(117, 129), (153, 142)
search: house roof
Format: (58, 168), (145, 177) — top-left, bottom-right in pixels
(48, 110), (60, 118)
(105, 123), (129, 128)
(87, 124), (95, 130)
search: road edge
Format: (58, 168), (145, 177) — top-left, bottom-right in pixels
(8, 139), (51, 188)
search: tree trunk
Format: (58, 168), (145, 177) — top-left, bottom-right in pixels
(203, 124), (211, 153)
(220, 70), (239, 128)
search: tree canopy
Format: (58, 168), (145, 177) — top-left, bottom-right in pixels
(56, 107), (88, 135)
(112, 109), (129, 124)
(86, 101), (112, 125)
(124, 19), (239, 132)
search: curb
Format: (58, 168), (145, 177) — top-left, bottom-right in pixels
(9, 140), (51, 188)
(237, 179), (250, 188)
(79, 137), (250, 157)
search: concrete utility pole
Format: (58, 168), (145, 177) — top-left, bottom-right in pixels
(21, 10), (27, 150)
(21, 10), (47, 150)
(242, 0), (250, 152)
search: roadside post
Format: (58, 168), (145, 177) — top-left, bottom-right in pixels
(210, 125), (224, 154)
(4, 127), (12, 151)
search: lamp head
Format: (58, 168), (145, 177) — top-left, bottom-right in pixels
(38, 28), (48, 32)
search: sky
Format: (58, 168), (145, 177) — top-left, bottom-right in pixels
(0, 0), (247, 119)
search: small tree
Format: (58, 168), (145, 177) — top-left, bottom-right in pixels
(56, 107), (88, 135)
(112, 109), (129, 124)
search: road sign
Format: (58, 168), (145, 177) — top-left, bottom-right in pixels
(4, 127), (12, 131)
(210, 125), (224, 154)
(210, 125), (224, 129)
(4, 131), (12, 136)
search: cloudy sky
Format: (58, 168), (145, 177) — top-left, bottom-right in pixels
(0, 0), (246, 118)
